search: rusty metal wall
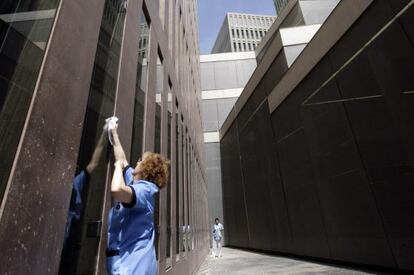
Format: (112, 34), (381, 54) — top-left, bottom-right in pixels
(0, 0), (209, 274)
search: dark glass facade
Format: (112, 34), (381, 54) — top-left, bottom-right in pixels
(59, 1), (126, 273)
(165, 88), (172, 269)
(0, 0), (208, 274)
(175, 108), (181, 259)
(131, 11), (150, 165)
(0, 0), (59, 201)
(154, 54), (163, 154)
(221, 0), (414, 271)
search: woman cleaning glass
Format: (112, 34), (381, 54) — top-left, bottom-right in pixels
(106, 117), (170, 275)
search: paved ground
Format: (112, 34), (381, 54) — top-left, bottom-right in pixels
(196, 248), (381, 275)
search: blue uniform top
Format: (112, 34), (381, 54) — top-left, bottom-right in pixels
(64, 170), (89, 241)
(107, 166), (159, 275)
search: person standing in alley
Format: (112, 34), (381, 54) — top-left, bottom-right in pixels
(212, 218), (224, 257)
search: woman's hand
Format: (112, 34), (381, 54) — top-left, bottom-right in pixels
(109, 121), (129, 166)
(111, 160), (133, 204)
(110, 121), (118, 136)
(114, 160), (128, 169)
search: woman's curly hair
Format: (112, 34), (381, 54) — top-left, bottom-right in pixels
(133, 152), (170, 188)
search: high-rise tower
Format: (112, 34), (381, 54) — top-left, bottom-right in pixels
(211, 12), (276, 53)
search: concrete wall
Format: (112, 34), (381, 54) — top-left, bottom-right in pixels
(200, 52), (257, 245)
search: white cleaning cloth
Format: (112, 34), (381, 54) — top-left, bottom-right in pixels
(105, 116), (119, 145)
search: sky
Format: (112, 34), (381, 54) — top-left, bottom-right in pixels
(198, 0), (276, 54)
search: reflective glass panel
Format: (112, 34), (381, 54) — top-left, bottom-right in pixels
(131, 11), (150, 165)
(0, 0), (59, 200)
(59, 0), (126, 274)
(154, 54), (163, 153)
(166, 87), (172, 269)
(187, 145), (192, 251)
(175, 108), (180, 260)
(153, 54), (163, 260)
(181, 122), (186, 255)
(186, 140), (191, 252)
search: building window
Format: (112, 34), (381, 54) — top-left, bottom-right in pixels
(166, 82), (173, 270)
(154, 52), (163, 154)
(132, 10), (151, 165)
(0, 1), (62, 198)
(59, 0), (127, 273)
(175, 105), (181, 260)
(181, 123), (186, 256)
(186, 138), (191, 252)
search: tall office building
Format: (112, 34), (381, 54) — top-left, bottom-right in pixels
(220, 0), (414, 273)
(0, 1), (208, 274)
(273, 0), (290, 14)
(138, 23), (150, 58)
(211, 12), (276, 53)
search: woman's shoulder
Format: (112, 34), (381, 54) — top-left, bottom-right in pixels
(134, 180), (159, 194)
